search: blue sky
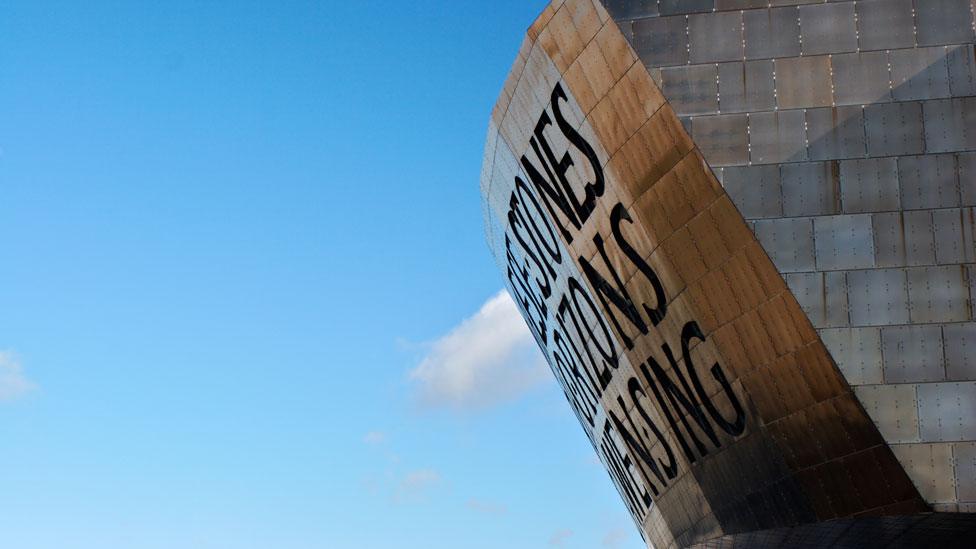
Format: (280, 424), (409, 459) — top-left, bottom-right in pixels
(0, 1), (642, 548)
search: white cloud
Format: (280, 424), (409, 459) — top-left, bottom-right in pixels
(549, 529), (573, 547)
(409, 290), (550, 411)
(0, 351), (35, 402)
(393, 468), (442, 503)
(363, 431), (387, 445)
(602, 527), (628, 548)
(466, 497), (507, 516)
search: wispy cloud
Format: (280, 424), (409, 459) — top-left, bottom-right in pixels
(602, 527), (628, 548)
(393, 468), (442, 503)
(0, 351), (35, 402)
(466, 497), (507, 516)
(363, 431), (387, 445)
(408, 290), (550, 411)
(549, 529), (573, 547)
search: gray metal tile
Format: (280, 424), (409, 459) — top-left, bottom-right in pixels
(744, 7), (800, 60)
(820, 326), (884, 385)
(881, 324), (947, 383)
(717, 60), (775, 113)
(823, 271), (852, 328)
(693, 113), (750, 167)
(633, 15), (689, 67)
(890, 443), (957, 502)
(689, 11), (743, 64)
(806, 106), (866, 161)
(853, 384), (919, 443)
(831, 51), (891, 105)
(721, 164), (783, 219)
(754, 217), (816, 273)
(901, 210), (938, 266)
(944, 322), (976, 381)
(917, 382), (976, 442)
(774, 55), (833, 109)
(889, 47), (951, 102)
(864, 101), (925, 157)
(787, 272), (825, 327)
(798, 2), (857, 56)
(855, 0), (916, 51)
(923, 97), (976, 153)
(959, 152), (976, 206)
(915, 0), (976, 47)
(840, 158), (901, 214)
(898, 154), (961, 210)
(662, 64), (719, 116)
(907, 265), (972, 323)
(955, 442), (976, 502)
(782, 161), (839, 216)
(601, 0), (659, 21)
(933, 208), (976, 264)
(947, 44), (976, 97)
(659, 0), (713, 16)
(748, 109), (808, 165)
(847, 268), (911, 326)
(814, 214), (876, 271)
(873, 212), (907, 268)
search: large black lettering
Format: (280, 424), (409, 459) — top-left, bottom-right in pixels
(579, 233), (649, 350)
(521, 125), (580, 243)
(680, 321), (747, 437)
(506, 236), (547, 345)
(611, 203), (667, 326)
(514, 175), (563, 265)
(552, 82), (605, 224)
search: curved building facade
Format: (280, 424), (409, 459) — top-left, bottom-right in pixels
(480, 1), (975, 546)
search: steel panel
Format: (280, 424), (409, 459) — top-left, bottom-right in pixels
(782, 161), (839, 217)
(889, 47), (952, 102)
(659, 0), (713, 16)
(898, 154), (961, 210)
(748, 110), (808, 165)
(944, 322), (976, 381)
(774, 56), (833, 109)
(958, 152), (976, 206)
(917, 382), (976, 442)
(864, 101), (925, 157)
(797, 2), (857, 56)
(823, 271), (852, 328)
(754, 217), (816, 273)
(915, 0), (976, 47)
(947, 44), (976, 97)
(743, 6), (800, 60)
(692, 113), (750, 166)
(831, 51), (891, 106)
(934, 208), (976, 264)
(632, 15), (689, 67)
(839, 158), (901, 214)
(721, 164), (783, 219)
(907, 265), (971, 323)
(806, 106), (866, 161)
(814, 214), (876, 271)
(954, 441), (976, 501)
(854, 0), (916, 51)
(787, 272), (824, 327)
(853, 385), (919, 443)
(689, 11), (743, 64)
(902, 210), (938, 267)
(923, 97), (976, 153)
(881, 325), (947, 383)
(717, 60), (776, 114)
(847, 268), (910, 326)
(890, 443), (957, 502)
(662, 64), (719, 116)
(601, 0), (659, 21)
(820, 327), (884, 386)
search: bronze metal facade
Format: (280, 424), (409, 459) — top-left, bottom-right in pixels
(480, 1), (975, 546)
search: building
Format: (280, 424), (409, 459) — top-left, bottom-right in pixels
(480, 1), (976, 546)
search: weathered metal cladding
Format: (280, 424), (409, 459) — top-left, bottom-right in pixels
(480, 1), (928, 547)
(608, 0), (976, 515)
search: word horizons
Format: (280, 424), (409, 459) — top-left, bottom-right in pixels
(498, 82), (749, 529)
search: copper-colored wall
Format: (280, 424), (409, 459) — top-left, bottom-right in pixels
(480, 1), (928, 547)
